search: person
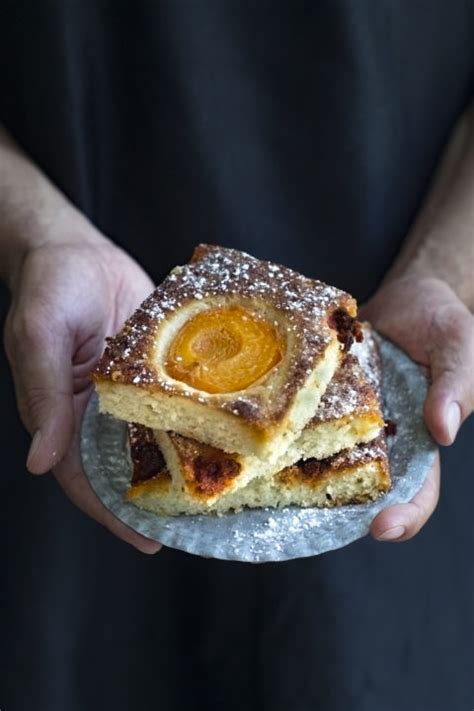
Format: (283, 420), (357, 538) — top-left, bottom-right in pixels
(0, 3), (473, 710)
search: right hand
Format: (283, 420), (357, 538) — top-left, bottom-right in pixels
(4, 223), (162, 554)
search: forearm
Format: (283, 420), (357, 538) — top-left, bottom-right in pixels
(384, 102), (474, 310)
(0, 124), (103, 289)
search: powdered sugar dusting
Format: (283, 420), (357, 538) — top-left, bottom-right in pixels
(93, 245), (356, 422)
(314, 353), (376, 422)
(141, 245), (347, 348)
(308, 323), (383, 425)
(351, 326), (382, 396)
(313, 324), (382, 423)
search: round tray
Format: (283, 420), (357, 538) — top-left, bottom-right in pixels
(81, 336), (437, 562)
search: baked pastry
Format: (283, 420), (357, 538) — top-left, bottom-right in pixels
(148, 340), (384, 504)
(93, 245), (360, 461)
(126, 425), (390, 515)
(125, 325), (388, 514)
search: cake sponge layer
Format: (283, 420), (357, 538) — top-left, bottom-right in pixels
(127, 429), (390, 516)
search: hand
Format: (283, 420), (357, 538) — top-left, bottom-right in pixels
(4, 227), (161, 554)
(360, 275), (474, 542)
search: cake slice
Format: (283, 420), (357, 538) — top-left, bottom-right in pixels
(126, 426), (390, 516)
(93, 245), (360, 462)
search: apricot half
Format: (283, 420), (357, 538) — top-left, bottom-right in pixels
(165, 306), (284, 393)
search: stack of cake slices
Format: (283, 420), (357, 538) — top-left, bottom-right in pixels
(93, 245), (390, 516)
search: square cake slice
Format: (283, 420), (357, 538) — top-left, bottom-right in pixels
(126, 427), (390, 516)
(93, 245), (360, 461)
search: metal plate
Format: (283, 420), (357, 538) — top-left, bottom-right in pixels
(81, 336), (437, 562)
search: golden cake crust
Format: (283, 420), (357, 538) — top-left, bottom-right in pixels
(93, 244), (357, 430)
(166, 432), (241, 499)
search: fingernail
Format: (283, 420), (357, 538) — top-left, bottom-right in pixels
(447, 401), (461, 442)
(26, 430), (42, 473)
(377, 525), (406, 541)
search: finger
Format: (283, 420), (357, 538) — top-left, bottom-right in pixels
(5, 311), (74, 474)
(370, 453), (440, 542)
(424, 307), (474, 445)
(54, 390), (161, 555)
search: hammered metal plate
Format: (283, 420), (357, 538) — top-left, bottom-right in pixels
(81, 336), (437, 562)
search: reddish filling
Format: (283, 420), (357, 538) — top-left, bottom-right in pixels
(384, 419), (397, 436)
(299, 457), (333, 479)
(192, 456), (241, 495)
(329, 308), (363, 352)
(129, 424), (168, 483)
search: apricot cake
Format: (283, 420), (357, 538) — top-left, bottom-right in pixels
(93, 245), (360, 462)
(126, 428), (390, 516)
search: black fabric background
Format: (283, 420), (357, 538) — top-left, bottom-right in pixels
(0, 2), (473, 709)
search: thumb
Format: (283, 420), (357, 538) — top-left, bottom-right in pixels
(424, 306), (474, 446)
(6, 318), (74, 474)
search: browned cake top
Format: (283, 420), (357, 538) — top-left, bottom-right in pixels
(279, 432), (389, 484)
(169, 432), (242, 499)
(93, 245), (357, 425)
(128, 425), (242, 498)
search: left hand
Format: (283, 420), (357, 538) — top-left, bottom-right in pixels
(360, 275), (474, 542)
(4, 232), (162, 554)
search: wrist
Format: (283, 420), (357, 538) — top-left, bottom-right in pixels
(1, 199), (109, 292)
(382, 243), (474, 311)
(0, 125), (109, 290)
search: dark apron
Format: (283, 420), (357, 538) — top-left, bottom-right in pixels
(1, 2), (473, 709)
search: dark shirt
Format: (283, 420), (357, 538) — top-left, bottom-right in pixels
(0, 3), (473, 710)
